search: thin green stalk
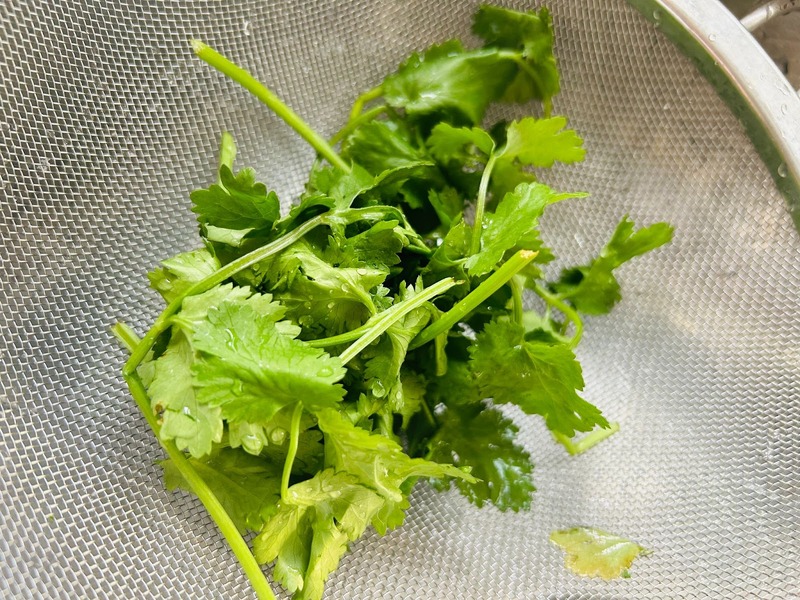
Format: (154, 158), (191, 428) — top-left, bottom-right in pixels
(338, 277), (458, 365)
(553, 422), (620, 456)
(419, 395), (437, 429)
(349, 85), (383, 120)
(409, 250), (538, 350)
(330, 104), (388, 145)
(111, 321), (144, 354)
(510, 275), (524, 325)
(217, 131), (237, 182)
(113, 325), (276, 600)
(124, 213), (328, 376)
(307, 321), (372, 349)
(191, 40), (350, 173)
(281, 402), (304, 500)
(470, 153), (498, 255)
(530, 283), (583, 348)
(308, 279), (452, 350)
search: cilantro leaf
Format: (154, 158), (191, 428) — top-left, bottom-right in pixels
(466, 182), (581, 277)
(550, 527), (648, 580)
(190, 165), (280, 233)
(469, 319), (608, 436)
(147, 248), (220, 303)
(253, 469), (385, 599)
(426, 123), (494, 165)
(266, 240), (388, 336)
(340, 120), (426, 175)
(191, 301), (346, 422)
(149, 332), (224, 458)
(316, 408), (475, 503)
(149, 285), (283, 458)
(486, 117), (585, 201)
(162, 446), (281, 533)
(428, 404), (535, 511)
(427, 187), (464, 229)
(426, 360), (483, 407)
(305, 163), (375, 210)
(382, 40), (517, 125)
(322, 219), (407, 272)
(499, 116), (585, 168)
(421, 217), (471, 296)
(552, 216), (674, 315)
(472, 5), (559, 104)
(361, 283), (431, 420)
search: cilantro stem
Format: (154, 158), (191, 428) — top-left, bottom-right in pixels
(349, 85), (383, 120)
(553, 422), (620, 455)
(217, 131), (237, 181)
(530, 283), (583, 349)
(469, 153), (498, 256)
(113, 326), (277, 600)
(409, 250), (537, 350)
(338, 277), (458, 365)
(308, 280), (452, 350)
(191, 40), (350, 174)
(307, 323), (371, 349)
(124, 213), (328, 376)
(330, 104), (388, 145)
(419, 395), (437, 428)
(111, 321), (143, 354)
(510, 275), (524, 325)
(281, 402), (304, 501)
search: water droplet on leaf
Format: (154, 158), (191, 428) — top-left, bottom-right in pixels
(270, 428), (287, 444)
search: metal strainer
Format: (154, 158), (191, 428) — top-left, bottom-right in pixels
(1, 1), (798, 598)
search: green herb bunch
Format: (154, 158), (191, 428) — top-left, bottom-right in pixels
(116, 5), (672, 599)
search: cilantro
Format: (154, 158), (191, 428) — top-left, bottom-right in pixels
(361, 283), (431, 421)
(340, 120), (426, 175)
(472, 5), (560, 104)
(550, 527), (648, 580)
(552, 216), (674, 315)
(191, 301), (346, 422)
(162, 446), (281, 533)
(381, 40), (518, 125)
(469, 320), (608, 436)
(316, 408), (474, 503)
(147, 248), (220, 303)
(116, 7), (673, 598)
(191, 165), (280, 234)
(426, 123), (495, 165)
(466, 181), (581, 277)
(253, 469), (385, 599)
(428, 405), (535, 511)
(499, 116), (585, 168)
(265, 240), (388, 336)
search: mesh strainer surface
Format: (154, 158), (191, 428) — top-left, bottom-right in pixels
(1, 1), (798, 598)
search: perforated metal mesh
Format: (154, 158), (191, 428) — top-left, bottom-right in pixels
(1, 1), (798, 598)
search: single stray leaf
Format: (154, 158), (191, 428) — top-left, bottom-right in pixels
(552, 216), (674, 315)
(550, 526), (648, 580)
